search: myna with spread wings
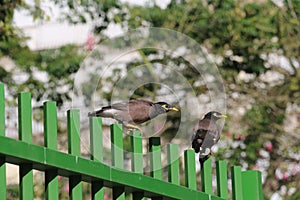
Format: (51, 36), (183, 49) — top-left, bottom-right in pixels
(192, 111), (227, 165)
(88, 100), (179, 131)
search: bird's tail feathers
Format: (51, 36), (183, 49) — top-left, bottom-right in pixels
(88, 112), (96, 117)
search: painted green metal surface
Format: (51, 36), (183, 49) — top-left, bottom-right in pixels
(0, 135), (225, 200)
(232, 166), (243, 200)
(0, 156), (5, 199)
(131, 130), (143, 174)
(44, 101), (59, 200)
(149, 137), (162, 180)
(70, 175), (82, 200)
(18, 92), (32, 143)
(167, 144), (179, 185)
(45, 169), (59, 200)
(201, 158), (213, 195)
(216, 160), (228, 199)
(0, 83), (4, 136)
(18, 92), (34, 200)
(111, 124), (124, 169)
(44, 101), (58, 149)
(0, 87), (264, 200)
(92, 181), (104, 200)
(90, 117), (104, 199)
(20, 163), (34, 200)
(130, 131), (144, 200)
(110, 124), (125, 200)
(67, 109), (81, 156)
(90, 117), (103, 162)
(184, 150), (197, 190)
(0, 83), (6, 199)
(242, 170), (263, 200)
(67, 109), (82, 199)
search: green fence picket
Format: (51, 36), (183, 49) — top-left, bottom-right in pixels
(18, 92), (34, 200)
(44, 101), (59, 200)
(167, 144), (179, 185)
(90, 117), (105, 200)
(0, 83), (4, 136)
(184, 150), (197, 190)
(130, 130), (144, 200)
(67, 109), (82, 200)
(0, 87), (266, 200)
(90, 117), (103, 162)
(149, 137), (164, 200)
(0, 83), (6, 199)
(18, 92), (32, 143)
(232, 166), (243, 200)
(149, 137), (162, 180)
(216, 160), (228, 199)
(242, 170), (263, 200)
(111, 124), (125, 200)
(201, 158), (213, 195)
(131, 130), (143, 174)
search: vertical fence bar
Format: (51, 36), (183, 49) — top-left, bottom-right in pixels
(201, 158), (213, 194)
(149, 137), (162, 180)
(0, 83), (6, 199)
(67, 109), (82, 200)
(167, 144), (179, 185)
(111, 124), (125, 200)
(149, 138), (163, 200)
(184, 150), (196, 190)
(216, 160), (228, 199)
(44, 101), (59, 200)
(18, 92), (33, 200)
(90, 117), (103, 162)
(242, 170), (263, 200)
(90, 117), (105, 200)
(131, 130), (143, 174)
(131, 130), (144, 200)
(231, 166), (243, 200)
(0, 83), (4, 135)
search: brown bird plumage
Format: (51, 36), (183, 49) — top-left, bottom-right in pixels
(88, 100), (179, 131)
(192, 111), (227, 165)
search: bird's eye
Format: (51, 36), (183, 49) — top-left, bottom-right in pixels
(213, 113), (219, 117)
(162, 104), (168, 109)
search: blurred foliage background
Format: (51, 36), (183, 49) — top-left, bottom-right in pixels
(1, 0), (300, 199)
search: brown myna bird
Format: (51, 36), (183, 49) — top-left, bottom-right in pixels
(88, 100), (179, 131)
(192, 111), (227, 166)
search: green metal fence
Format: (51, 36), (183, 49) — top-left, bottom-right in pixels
(0, 83), (263, 200)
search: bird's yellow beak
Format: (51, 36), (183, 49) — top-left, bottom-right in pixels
(169, 107), (179, 112)
(220, 114), (227, 118)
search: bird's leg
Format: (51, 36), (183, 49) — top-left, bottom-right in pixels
(123, 123), (143, 133)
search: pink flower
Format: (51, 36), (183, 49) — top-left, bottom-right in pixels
(282, 172), (289, 180)
(264, 141), (273, 152)
(85, 34), (97, 51)
(64, 183), (69, 193)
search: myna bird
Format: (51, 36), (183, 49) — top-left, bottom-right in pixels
(88, 100), (179, 131)
(192, 111), (227, 166)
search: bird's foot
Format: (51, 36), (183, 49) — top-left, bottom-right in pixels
(124, 124), (143, 134)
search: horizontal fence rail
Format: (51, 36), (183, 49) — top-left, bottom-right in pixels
(0, 83), (263, 200)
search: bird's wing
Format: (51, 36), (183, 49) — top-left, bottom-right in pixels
(192, 118), (220, 154)
(128, 100), (154, 124)
(88, 102), (128, 118)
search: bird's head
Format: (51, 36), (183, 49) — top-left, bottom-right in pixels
(204, 111), (227, 121)
(155, 102), (179, 113)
